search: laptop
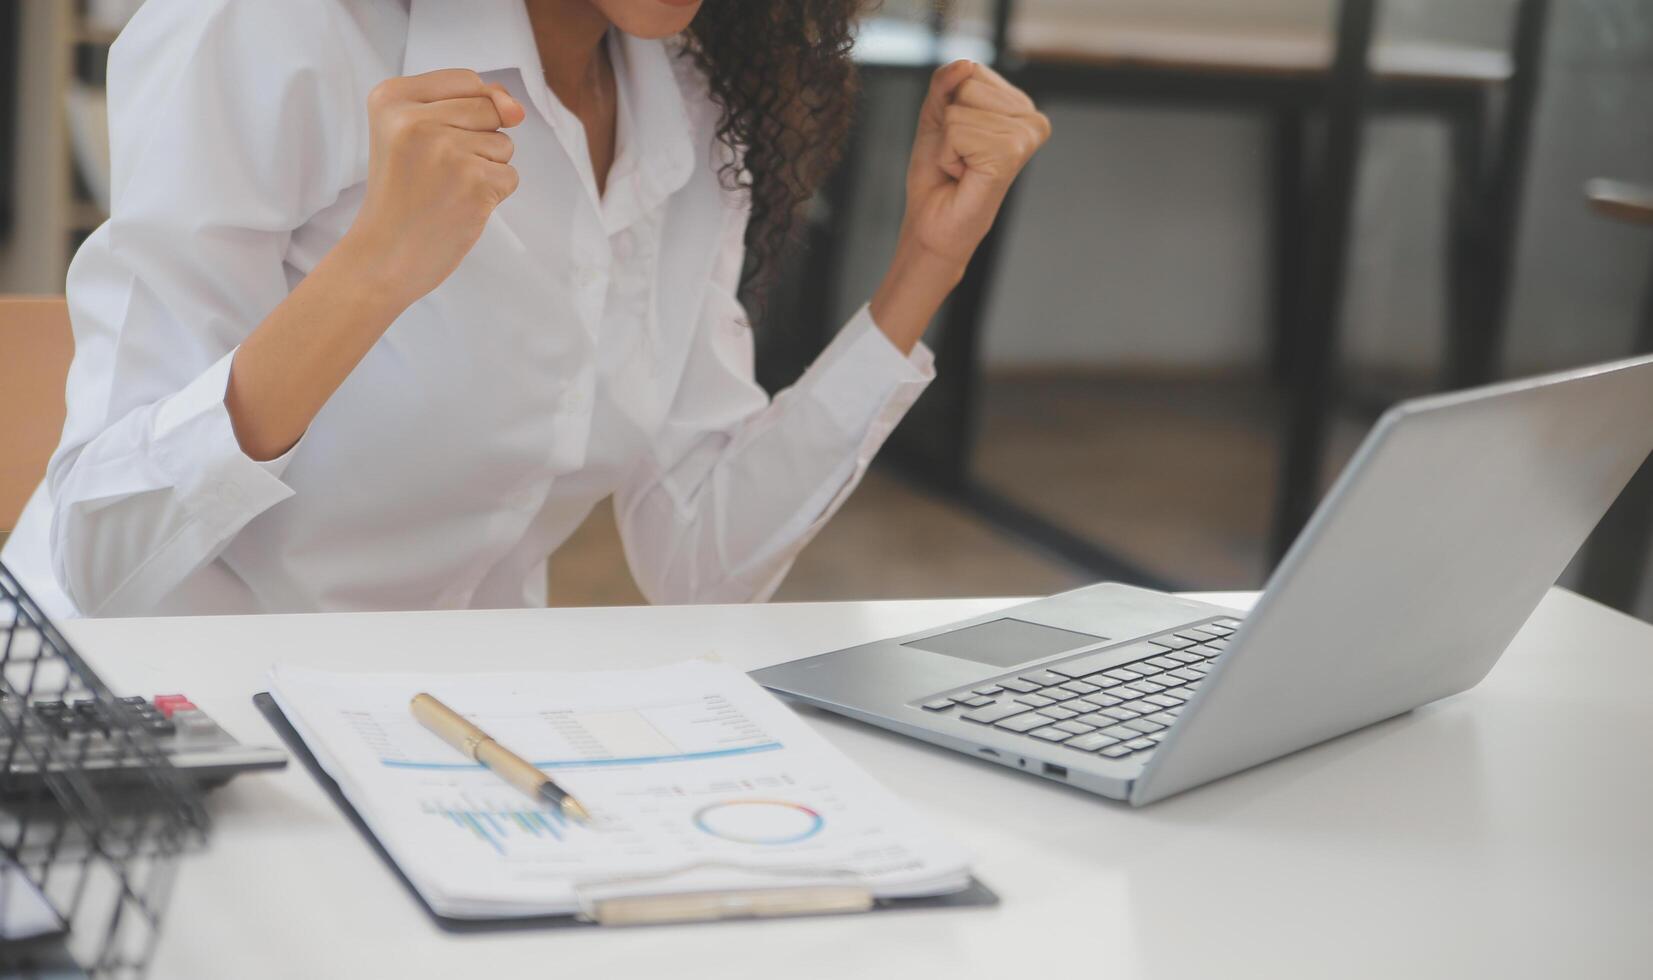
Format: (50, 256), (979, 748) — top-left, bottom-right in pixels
(753, 353), (1653, 805)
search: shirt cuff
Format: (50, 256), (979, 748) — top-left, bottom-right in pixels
(799, 304), (935, 440)
(254, 439), (302, 478)
(150, 347), (298, 533)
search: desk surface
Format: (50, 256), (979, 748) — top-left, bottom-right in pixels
(64, 589), (1652, 979)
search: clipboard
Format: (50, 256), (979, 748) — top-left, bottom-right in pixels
(253, 693), (998, 930)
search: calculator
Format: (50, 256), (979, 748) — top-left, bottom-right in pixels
(6, 693), (287, 789)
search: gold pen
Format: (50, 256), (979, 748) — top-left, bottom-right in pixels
(410, 692), (592, 824)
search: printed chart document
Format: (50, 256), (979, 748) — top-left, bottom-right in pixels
(268, 662), (972, 918)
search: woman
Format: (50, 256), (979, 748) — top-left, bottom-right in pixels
(3, 0), (1049, 618)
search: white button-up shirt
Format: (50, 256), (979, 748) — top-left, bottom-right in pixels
(2, 0), (933, 619)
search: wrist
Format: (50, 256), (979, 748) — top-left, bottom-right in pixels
(870, 235), (967, 354)
(892, 231), (969, 291)
(331, 223), (423, 320)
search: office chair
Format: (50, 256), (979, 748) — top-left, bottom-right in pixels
(0, 296), (74, 538)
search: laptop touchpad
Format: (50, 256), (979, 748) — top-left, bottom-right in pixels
(902, 618), (1106, 668)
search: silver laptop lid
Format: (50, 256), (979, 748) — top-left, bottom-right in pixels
(1133, 353), (1653, 804)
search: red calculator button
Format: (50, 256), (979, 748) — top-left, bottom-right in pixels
(153, 694), (195, 718)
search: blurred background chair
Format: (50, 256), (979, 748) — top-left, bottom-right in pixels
(0, 295), (72, 541)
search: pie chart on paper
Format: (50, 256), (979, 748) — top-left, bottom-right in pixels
(692, 800), (824, 845)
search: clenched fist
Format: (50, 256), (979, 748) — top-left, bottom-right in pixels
(902, 61), (1051, 269)
(869, 60), (1050, 352)
(348, 69), (526, 306)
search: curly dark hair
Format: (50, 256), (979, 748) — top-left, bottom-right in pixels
(683, 2), (866, 305)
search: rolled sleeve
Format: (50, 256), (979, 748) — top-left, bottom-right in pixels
(796, 304), (935, 458)
(616, 296), (936, 606)
(150, 349), (298, 532)
(50, 349), (299, 617)
(42, 0), (355, 616)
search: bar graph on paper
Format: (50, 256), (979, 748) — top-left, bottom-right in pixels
(422, 795), (573, 855)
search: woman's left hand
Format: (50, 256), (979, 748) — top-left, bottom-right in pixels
(871, 61), (1050, 353)
(901, 60), (1050, 270)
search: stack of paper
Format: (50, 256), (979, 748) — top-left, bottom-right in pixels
(269, 662), (972, 918)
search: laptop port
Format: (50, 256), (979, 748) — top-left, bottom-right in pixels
(1042, 763), (1068, 780)
(977, 747), (999, 757)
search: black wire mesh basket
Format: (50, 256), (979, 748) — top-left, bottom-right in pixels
(0, 562), (207, 978)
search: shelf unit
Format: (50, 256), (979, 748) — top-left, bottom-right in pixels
(0, 0), (121, 294)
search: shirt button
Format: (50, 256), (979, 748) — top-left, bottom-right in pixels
(216, 481), (243, 507)
(559, 378), (589, 408)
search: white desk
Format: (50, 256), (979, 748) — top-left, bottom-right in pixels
(62, 589), (1653, 979)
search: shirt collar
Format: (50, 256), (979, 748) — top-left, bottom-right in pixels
(402, 1), (695, 230)
(402, 0), (543, 81)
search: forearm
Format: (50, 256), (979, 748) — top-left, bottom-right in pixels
(869, 237), (965, 355)
(224, 232), (410, 460)
(225, 69), (526, 462)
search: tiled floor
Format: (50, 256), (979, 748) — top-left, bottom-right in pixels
(548, 373), (1368, 607)
(973, 372), (1367, 590)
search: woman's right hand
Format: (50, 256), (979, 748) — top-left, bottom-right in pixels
(222, 70), (524, 460)
(346, 69), (526, 308)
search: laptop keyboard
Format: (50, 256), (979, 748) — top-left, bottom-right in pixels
(915, 618), (1243, 762)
